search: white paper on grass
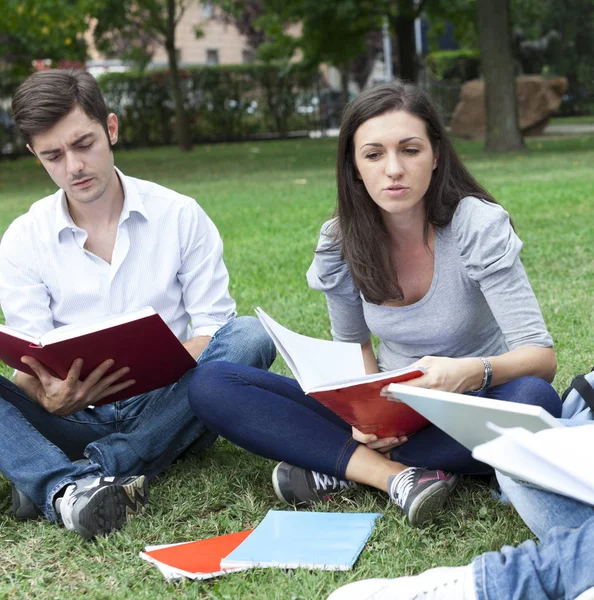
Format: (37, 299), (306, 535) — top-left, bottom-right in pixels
(139, 546), (248, 581)
(472, 423), (594, 506)
(255, 307), (365, 391)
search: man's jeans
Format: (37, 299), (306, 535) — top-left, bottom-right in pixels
(0, 316), (275, 522)
(497, 420), (594, 541)
(473, 512), (594, 600)
(473, 420), (594, 599)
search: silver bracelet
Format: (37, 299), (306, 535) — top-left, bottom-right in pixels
(478, 357), (493, 390)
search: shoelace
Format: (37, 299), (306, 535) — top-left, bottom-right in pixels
(311, 471), (353, 492)
(389, 467), (417, 508)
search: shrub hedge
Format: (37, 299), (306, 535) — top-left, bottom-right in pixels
(0, 63), (320, 155)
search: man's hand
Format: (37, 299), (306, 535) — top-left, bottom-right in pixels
(351, 426), (408, 454)
(19, 356), (135, 416)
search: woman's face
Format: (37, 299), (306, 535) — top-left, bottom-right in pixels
(353, 109), (438, 222)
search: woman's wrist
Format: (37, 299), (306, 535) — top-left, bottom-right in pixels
(466, 357), (487, 392)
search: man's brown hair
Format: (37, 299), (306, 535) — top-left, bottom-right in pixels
(11, 69), (110, 147)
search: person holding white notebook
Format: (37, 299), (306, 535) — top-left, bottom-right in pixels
(328, 422), (594, 600)
(188, 81), (561, 527)
(0, 70), (275, 539)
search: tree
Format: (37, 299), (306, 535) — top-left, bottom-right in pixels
(92, 0), (194, 152)
(476, 0), (524, 151)
(0, 0), (89, 76)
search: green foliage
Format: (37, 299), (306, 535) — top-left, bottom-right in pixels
(425, 49), (481, 82)
(0, 0), (89, 75)
(425, 0), (478, 51)
(90, 0), (191, 70)
(96, 64), (317, 147)
(1, 133), (594, 597)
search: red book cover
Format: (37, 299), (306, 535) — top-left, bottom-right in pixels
(141, 530), (254, 579)
(310, 369), (429, 438)
(0, 308), (196, 405)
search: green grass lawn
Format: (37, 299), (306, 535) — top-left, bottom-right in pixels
(1, 134), (594, 599)
(551, 115), (594, 126)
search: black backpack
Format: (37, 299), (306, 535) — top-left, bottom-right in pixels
(561, 368), (594, 411)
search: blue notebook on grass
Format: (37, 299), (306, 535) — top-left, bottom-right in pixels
(220, 510), (382, 571)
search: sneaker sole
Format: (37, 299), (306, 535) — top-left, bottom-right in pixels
(11, 485), (41, 521)
(407, 482), (452, 528)
(73, 476), (149, 539)
(271, 463), (293, 505)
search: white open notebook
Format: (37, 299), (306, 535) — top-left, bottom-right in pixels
(255, 307), (424, 393)
(473, 423), (594, 506)
(385, 383), (563, 450)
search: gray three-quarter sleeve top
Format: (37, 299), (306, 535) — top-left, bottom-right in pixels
(306, 196), (553, 373)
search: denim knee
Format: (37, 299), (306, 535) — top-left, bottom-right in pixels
(188, 360), (235, 424)
(513, 376), (562, 417)
(215, 316), (276, 369)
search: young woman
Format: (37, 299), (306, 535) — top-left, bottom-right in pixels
(188, 82), (561, 527)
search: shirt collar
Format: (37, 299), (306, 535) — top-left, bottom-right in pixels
(54, 167), (149, 238)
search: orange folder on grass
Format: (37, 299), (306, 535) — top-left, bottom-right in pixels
(140, 529), (254, 580)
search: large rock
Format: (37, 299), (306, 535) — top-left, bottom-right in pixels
(450, 75), (568, 139)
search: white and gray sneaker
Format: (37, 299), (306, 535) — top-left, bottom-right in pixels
(55, 475), (148, 540)
(272, 462), (356, 506)
(388, 467), (458, 527)
(327, 566), (477, 600)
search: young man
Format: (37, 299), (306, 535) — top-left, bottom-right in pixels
(0, 69), (275, 539)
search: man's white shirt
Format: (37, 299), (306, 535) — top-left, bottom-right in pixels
(0, 167), (236, 341)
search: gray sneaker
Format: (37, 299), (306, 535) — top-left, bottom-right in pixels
(388, 467), (458, 527)
(272, 462), (356, 506)
(56, 475), (148, 539)
(11, 484), (42, 520)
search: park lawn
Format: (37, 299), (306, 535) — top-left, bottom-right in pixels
(551, 115), (594, 126)
(0, 134), (593, 599)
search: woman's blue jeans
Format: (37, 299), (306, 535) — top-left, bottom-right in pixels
(188, 362), (562, 479)
(0, 317), (275, 521)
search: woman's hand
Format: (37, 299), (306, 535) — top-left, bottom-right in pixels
(397, 356), (484, 394)
(351, 426), (408, 453)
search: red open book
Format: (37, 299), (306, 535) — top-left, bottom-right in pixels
(0, 307), (196, 405)
(255, 308), (429, 438)
(140, 530), (254, 580)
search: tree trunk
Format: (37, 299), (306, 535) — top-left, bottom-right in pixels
(394, 12), (417, 82)
(476, 0), (524, 152)
(339, 66), (350, 106)
(166, 0), (192, 152)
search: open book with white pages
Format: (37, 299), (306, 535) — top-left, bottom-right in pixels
(255, 307), (428, 437)
(472, 422), (594, 506)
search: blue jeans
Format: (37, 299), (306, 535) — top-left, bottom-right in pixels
(497, 421), (594, 541)
(0, 317), (275, 521)
(473, 419), (594, 599)
(188, 363), (561, 479)
(473, 514), (594, 600)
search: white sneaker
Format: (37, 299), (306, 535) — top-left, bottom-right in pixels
(327, 566), (477, 600)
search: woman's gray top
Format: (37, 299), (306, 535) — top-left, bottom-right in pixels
(306, 196), (553, 372)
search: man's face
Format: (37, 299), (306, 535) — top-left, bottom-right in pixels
(29, 106), (119, 206)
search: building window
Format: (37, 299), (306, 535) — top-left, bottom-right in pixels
(242, 49), (255, 64)
(203, 1), (213, 19)
(206, 49), (219, 66)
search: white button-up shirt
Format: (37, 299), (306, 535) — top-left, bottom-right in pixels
(0, 168), (236, 341)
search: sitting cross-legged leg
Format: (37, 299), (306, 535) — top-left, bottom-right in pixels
(188, 361), (458, 527)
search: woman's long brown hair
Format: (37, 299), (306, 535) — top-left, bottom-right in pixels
(329, 82), (496, 305)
